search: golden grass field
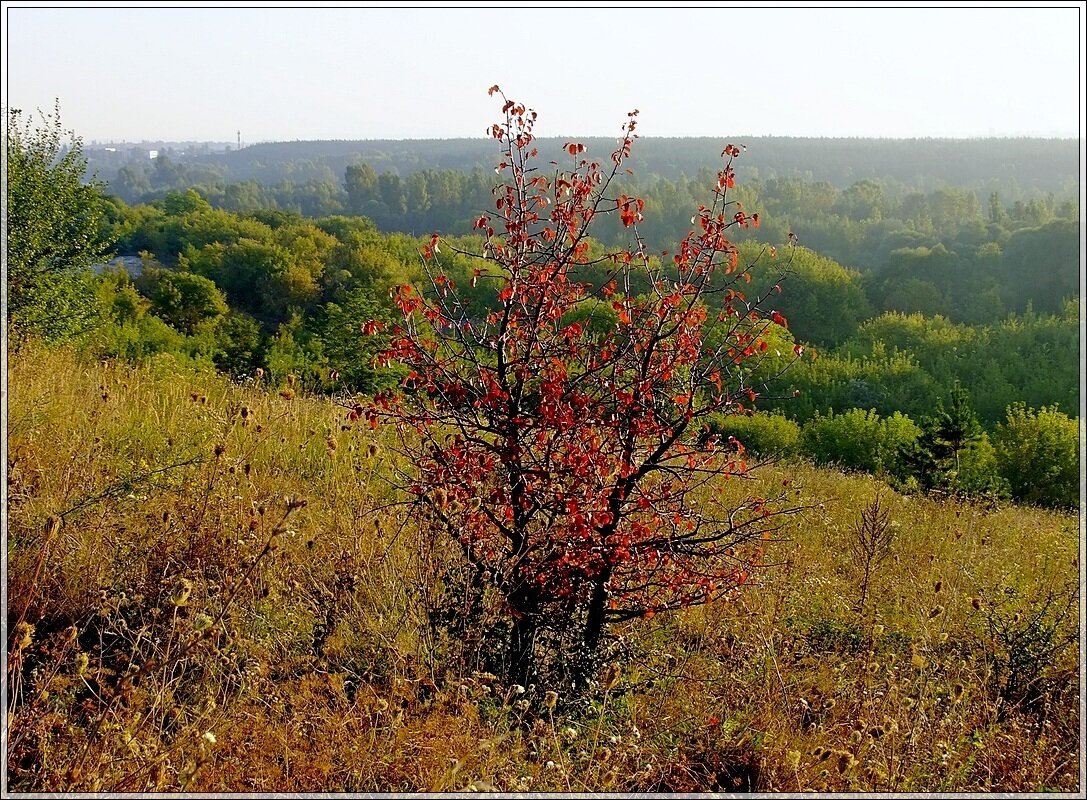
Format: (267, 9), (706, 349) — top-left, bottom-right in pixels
(5, 346), (1081, 792)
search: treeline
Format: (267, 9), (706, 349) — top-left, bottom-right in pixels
(92, 189), (1079, 400)
(101, 157), (1079, 328)
(89, 135), (1078, 197)
(74, 191), (1077, 504)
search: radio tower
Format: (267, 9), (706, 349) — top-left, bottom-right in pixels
(237, 130), (241, 150)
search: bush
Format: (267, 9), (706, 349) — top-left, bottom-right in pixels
(994, 404), (1079, 509)
(706, 412), (800, 458)
(800, 408), (920, 478)
(955, 433), (1009, 499)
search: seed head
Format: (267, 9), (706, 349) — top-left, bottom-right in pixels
(837, 751), (856, 773)
(44, 515), (62, 539)
(171, 578), (193, 607)
(602, 662), (622, 690)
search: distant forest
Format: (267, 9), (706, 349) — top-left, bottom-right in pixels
(91, 135), (1079, 324)
(89, 136), (1078, 195)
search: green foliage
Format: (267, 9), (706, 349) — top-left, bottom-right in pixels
(904, 386), (983, 490)
(6, 102), (114, 343)
(87, 280), (216, 369)
(955, 434), (1007, 498)
(705, 412), (800, 458)
(212, 312), (264, 377)
(998, 220), (1079, 314)
(743, 244), (871, 347)
(559, 297), (620, 339)
(75, 141), (1078, 514)
(801, 408), (921, 478)
(95, 266), (146, 326)
(160, 188), (213, 215)
(319, 289), (402, 393)
(838, 309), (1078, 426)
(994, 405), (1079, 509)
(135, 263), (229, 334)
(766, 345), (941, 424)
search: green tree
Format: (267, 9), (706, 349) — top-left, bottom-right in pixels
(136, 264), (229, 334)
(904, 385), (984, 492)
(345, 162), (378, 215)
(213, 312), (264, 377)
(743, 244), (871, 347)
(994, 404), (1079, 509)
(6, 102), (114, 342)
(319, 289), (400, 392)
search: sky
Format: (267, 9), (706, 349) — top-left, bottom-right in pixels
(2, 4), (1084, 144)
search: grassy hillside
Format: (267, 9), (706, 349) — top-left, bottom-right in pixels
(6, 348), (1079, 792)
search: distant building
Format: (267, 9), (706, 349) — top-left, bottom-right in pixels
(148, 150), (159, 159)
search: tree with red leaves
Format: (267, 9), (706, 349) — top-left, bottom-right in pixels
(365, 87), (805, 688)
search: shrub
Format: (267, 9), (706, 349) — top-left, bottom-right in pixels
(800, 408), (920, 478)
(994, 404), (1079, 509)
(368, 88), (805, 688)
(955, 433), (1008, 499)
(706, 412), (801, 458)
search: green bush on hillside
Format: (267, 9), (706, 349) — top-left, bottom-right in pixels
(801, 408), (921, 479)
(994, 404), (1079, 509)
(706, 412), (801, 458)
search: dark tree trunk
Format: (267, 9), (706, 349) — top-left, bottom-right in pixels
(576, 575), (610, 688)
(507, 586), (539, 686)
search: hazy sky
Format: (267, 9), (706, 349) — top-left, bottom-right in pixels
(3, 4), (1083, 143)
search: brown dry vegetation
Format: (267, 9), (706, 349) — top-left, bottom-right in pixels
(5, 346), (1081, 792)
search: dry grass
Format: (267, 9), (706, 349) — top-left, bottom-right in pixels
(5, 346), (1080, 792)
